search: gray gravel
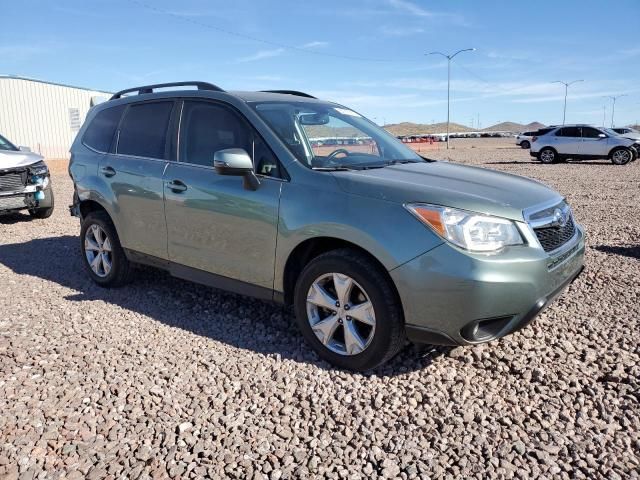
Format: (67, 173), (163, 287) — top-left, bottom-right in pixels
(1, 139), (638, 479)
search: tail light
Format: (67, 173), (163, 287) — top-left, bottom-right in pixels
(531, 136), (538, 143)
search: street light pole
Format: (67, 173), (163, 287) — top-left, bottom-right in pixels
(604, 94), (627, 128)
(551, 80), (583, 125)
(425, 48), (475, 149)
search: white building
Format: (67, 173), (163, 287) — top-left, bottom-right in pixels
(0, 75), (112, 160)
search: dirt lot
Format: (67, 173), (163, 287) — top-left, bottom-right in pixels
(1, 138), (638, 479)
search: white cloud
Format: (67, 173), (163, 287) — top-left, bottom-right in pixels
(380, 26), (425, 36)
(300, 41), (329, 49)
(387, 0), (434, 17)
(236, 48), (285, 63)
(386, 0), (468, 25)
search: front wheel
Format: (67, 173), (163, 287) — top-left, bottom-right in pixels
(294, 249), (405, 371)
(539, 147), (557, 164)
(610, 147), (633, 165)
(521, 140), (530, 149)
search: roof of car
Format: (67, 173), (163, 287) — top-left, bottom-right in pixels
(107, 82), (330, 105)
(551, 124), (599, 128)
(227, 90), (329, 103)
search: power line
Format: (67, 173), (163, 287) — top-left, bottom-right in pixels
(126, 0), (419, 63)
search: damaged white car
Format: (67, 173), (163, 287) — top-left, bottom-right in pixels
(0, 133), (54, 218)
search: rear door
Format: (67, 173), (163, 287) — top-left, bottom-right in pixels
(580, 126), (609, 156)
(163, 99), (283, 291)
(553, 126), (582, 155)
(99, 100), (176, 259)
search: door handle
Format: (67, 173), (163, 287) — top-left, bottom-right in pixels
(166, 180), (187, 193)
(100, 166), (116, 177)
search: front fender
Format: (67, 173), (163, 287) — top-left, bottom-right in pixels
(274, 181), (443, 293)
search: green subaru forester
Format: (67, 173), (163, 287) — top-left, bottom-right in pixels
(69, 82), (585, 371)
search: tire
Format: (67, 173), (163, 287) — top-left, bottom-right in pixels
(28, 189), (54, 219)
(610, 147), (633, 165)
(521, 140), (530, 149)
(538, 147), (557, 164)
(293, 248), (405, 371)
(80, 210), (133, 287)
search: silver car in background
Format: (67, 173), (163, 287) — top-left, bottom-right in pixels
(530, 124), (638, 165)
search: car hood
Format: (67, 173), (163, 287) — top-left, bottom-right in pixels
(621, 133), (640, 141)
(332, 161), (563, 221)
(0, 150), (44, 169)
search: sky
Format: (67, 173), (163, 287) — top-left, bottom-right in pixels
(2, 0), (640, 128)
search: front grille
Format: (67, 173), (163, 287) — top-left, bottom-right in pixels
(534, 215), (576, 252)
(0, 171), (27, 192)
(0, 195), (27, 210)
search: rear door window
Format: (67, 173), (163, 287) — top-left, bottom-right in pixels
(82, 105), (125, 153)
(117, 102), (174, 159)
(556, 127), (581, 137)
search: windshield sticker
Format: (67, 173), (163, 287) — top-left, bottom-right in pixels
(334, 107), (361, 117)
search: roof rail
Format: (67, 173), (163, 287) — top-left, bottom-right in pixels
(261, 90), (316, 99)
(110, 81), (224, 100)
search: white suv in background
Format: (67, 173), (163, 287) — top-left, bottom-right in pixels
(516, 127), (553, 149)
(530, 124), (638, 165)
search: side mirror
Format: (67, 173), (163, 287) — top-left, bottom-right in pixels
(213, 148), (260, 190)
(18, 146), (32, 152)
(598, 133), (607, 139)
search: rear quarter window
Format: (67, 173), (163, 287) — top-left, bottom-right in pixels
(82, 105), (125, 153)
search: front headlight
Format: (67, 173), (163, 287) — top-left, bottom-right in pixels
(405, 203), (524, 252)
(28, 161), (49, 177)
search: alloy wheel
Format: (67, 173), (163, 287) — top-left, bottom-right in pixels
(612, 149), (631, 165)
(306, 273), (376, 356)
(540, 149), (555, 163)
(84, 224), (112, 278)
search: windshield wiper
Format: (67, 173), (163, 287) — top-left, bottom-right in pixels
(385, 159), (421, 165)
(312, 166), (356, 171)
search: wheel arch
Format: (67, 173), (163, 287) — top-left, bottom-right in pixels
(79, 198), (108, 220)
(281, 237), (403, 310)
(77, 197), (125, 241)
(608, 145), (631, 157)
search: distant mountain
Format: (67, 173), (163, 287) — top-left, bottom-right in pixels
(483, 121), (546, 132)
(384, 122), (473, 136)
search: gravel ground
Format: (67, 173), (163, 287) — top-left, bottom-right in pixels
(1, 138), (638, 479)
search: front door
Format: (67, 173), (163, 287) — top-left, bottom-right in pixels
(163, 100), (283, 291)
(579, 126), (609, 156)
(100, 100), (175, 259)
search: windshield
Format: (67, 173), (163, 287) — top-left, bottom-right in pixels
(250, 101), (423, 170)
(0, 134), (18, 152)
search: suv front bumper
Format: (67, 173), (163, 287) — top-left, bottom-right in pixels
(391, 224), (585, 346)
(0, 183), (53, 214)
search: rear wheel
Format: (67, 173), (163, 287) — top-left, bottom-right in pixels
(80, 211), (132, 287)
(294, 249), (405, 371)
(521, 140), (530, 149)
(610, 147), (632, 165)
(539, 147), (557, 164)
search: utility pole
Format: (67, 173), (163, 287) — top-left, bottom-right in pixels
(551, 80), (583, 125)
(604, 94), (627, 128)
(602, 105), (607, 128)
(425, 48), (475, 149)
